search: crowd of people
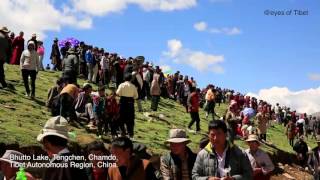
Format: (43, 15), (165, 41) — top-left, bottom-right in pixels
(1, 26), (320, 180)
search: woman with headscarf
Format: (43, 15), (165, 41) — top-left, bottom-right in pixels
(20, 41), (39, 98)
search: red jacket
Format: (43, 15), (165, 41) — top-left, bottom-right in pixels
(187, 92), (200, 112)
(105, 96), (119, 115)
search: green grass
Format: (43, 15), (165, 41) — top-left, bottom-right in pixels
(0, 64), (317, 159)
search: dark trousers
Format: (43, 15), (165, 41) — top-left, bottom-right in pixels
(119, 97), (135, 137)
(60, 93), (76, 122)
(95, 113), (105, 136)
(289, 139), (294, 147)
(151, 95), (160, 111)
(188, 112), (200, 131)
(102, 69), (110, 86)
(62, 70), (77, 84)
(0, 61), (7, 87)
(108, 115), (119, 136)
(21, 69), (37, 95)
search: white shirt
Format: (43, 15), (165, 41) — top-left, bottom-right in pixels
(245, 148), (275, 175)
(217, 148), (228, 177)
(116, 81), (138, 99)
(20, 49), (39, 71)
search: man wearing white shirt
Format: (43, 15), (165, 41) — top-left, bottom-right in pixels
(245, 134), (274, 180)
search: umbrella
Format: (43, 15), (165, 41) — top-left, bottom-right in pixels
(242, 107), (256, 118)
(58, 37), (80, 47)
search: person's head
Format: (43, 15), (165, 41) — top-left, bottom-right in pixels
(42, 135), (68, 158)
(111, 137), (133, 166)
(0, 27), (10, 36)
(299, 135), (305, 142)
(208, 120), (228, 148)
(190, 86), (196, 93)
(31, 33), (36, 39)
(37, 116), (69, 157)
(87, 141), (108, 165)
(10, 32), (14, 39)
(83, 84), (92, 94)
(246, 135), (260, 152)
(27, 41), (35, 51)
(98, 86), (105, 97)
(56, 78), (64, 87)
(165, 129), (190, 156)
(0, 150), (22, 179)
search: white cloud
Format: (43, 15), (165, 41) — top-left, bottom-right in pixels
(308, 73), (320, 81)
(163, 39), (224, 73)
(210, 27), (242, 35)
(194, 21), (207, 31)
(0, 0), (92, 40)
(160, 65), (173, 73)
(2, 0), (197, 39)
(247, 86), (320, 114)
(194, 21), (241, 35)
(72, 0), (197, 16)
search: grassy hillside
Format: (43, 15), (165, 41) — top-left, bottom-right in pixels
(0, 65), (317, 179)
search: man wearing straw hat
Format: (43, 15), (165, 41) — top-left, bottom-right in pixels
(0, 26), (10, 88)
(245, 134), (274, 180)
(307, 135), (320, 179)
(0, 150), (34, 180)
(37, 116), (88, 180)
(160, 129), (196, 180)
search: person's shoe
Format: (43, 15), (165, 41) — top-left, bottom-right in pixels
(97, 135), (102, 139)
(30, 94), (35, 99)
(25, 93), (30, 97)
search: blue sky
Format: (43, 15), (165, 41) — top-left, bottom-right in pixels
(5, 0), (319, 94)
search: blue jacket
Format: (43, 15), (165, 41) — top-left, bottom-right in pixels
(85, 50), (94, 64)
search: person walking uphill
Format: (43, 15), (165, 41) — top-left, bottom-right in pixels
(20, 41), (39, 99)
(187, 87), (201, 132)
(116, 73), (138, 139)
(62, 47), (78, 84)
(192, 120), (252, 180)
(150, 67), (161, 111)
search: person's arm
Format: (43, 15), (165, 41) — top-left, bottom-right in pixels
(160, 156), (171, 180)
(20, 51), (25, 69)
(232, 152), (253, 180)
(192, 152), (209, 180)
(187, 94), (192, 110)
(116, 85), (122, 96)
(133, 86), (139, 100)
(260, 152), (275, 175)
(35, 52), (39, 72)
